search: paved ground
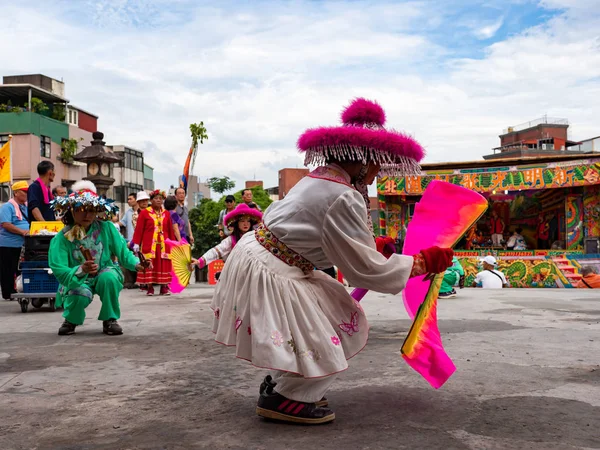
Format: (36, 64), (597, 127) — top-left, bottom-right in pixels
(0, 285), (599, 450)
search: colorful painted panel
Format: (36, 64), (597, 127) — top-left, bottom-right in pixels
(583, 186), (600, 238)
(565, 195), (584, 250)
(378, 159), (600, 195)
(459, 257), (565, 288)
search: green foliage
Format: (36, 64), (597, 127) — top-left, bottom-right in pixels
(207, 176), (235, 194)
(60, 138), (83, 164)
(232, 186), (273, 211)
(190, 122), (208, 149)
(189, 198), (223, 257)
(0, 100), (24, 113)
(27, 97), (48, 114)
(51, 103), (66, 122)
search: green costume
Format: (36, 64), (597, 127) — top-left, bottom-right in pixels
(49, 220), (139, 326)
(440, 257), (465, 294)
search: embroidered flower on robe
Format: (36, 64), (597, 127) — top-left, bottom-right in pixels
(235, 317), (242, 331)
(247, 326), (252, 335)
(331, 336), (341, 346)
(214, 308), (220, 319)
(271, 330), (284, 347)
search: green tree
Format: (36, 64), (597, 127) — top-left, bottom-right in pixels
(189, 198), (222, 258)
(233, 186), (273, 211)
(207, 176), (236, 195)
(26, 97), (49, 114)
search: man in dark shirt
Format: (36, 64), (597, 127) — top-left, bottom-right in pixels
(28, 161), (56, 222)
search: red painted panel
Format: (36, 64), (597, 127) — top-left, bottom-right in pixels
(78, 111), (97, 133)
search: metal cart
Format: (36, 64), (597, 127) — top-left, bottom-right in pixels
(12, 260), (59, 313)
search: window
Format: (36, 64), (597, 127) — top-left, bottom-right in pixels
(73, 110), (78, 125)
(40, 135), (51, 158)
(144, 178), (154, 191)
(122, 148), (144, 172)
(0, 184), (9, 202)
(115, 182), (144, 203)
(69, 110), (72, 123)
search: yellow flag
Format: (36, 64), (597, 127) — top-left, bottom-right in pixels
(0, 140), (10, 183)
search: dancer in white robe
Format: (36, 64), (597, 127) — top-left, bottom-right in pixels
(210, 98), (453, 424)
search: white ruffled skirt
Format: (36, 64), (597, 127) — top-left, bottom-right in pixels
(211, 232), (369, 378)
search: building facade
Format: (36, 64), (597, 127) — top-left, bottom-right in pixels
(143, 163), (155, 191)
(107, 145), (145, 214)
(0, 74), (97, 201)
(278, 168), (309, 199)
(177, 175), (211, 207)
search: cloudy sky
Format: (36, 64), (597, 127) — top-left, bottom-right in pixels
(3, 0), (600, 195)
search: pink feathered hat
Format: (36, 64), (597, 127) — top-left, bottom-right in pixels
(224, 203), (263, 227)
(297, 98), (424, 176)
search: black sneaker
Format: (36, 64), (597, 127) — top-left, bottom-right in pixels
(103, 319), (123, 335)
(257, 390), (335, 425)
(439, 291), (456, 299)
(58, 320), (77, 336)
(259, 375), (329, 407)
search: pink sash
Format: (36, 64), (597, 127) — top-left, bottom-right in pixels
(36, 178), (53, 204)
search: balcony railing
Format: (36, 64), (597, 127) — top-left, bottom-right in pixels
(503, 115), (569, 134)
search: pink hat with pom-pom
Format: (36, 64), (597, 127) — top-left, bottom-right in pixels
(297, 98), (424, 176)
(224, 203), (263, 227)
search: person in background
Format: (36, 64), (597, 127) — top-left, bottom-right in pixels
(489, 210), (504, 248)
(120, 193), (138, 242)
(506, 227), (527, 251)
(164, 195), (184, 242)
(174, 187), (193, 244)
(218, 195), (236, 239)
(52, 186), (67, 198)
(28, 161), (56, 222)
(52, 186), (68, 220)
(133, 191), (150, 232)
(576, 265), (600, 288)
(119, 193), (140, 289)
(0, 181), (29, 301)
(242, 188), (262, 211)
(536, 214), (550, 249)
(111, 214), (121, 232)
(439, 257), (465, 298)
(472, 255), (508, 289)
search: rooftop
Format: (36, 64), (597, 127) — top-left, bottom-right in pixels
(0, 83), (69, 104)
(421, 152), (596, 171)
(502, 116), (569, 135)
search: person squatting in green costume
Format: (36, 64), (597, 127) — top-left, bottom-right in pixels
(49, 181), (150, 336)
(439, 256), (465, 299)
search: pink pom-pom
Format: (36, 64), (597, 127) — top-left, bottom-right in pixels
(341, 98), (386, 127)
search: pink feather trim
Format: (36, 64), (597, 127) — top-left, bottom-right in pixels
(297, 126), (425, 162)
(341, 98), (386, 127)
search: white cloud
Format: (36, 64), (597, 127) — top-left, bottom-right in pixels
(473, 17), (504, 39)
(2, 0), (600, 197)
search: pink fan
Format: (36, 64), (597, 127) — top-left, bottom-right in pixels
(351, 180), (487, 388)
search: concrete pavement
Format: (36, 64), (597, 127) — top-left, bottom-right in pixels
(1, 285), (599, 450)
